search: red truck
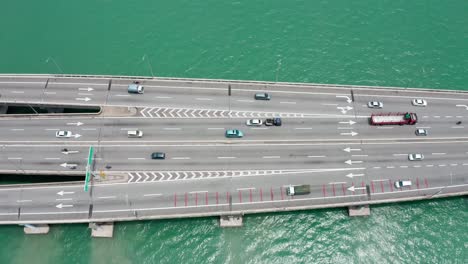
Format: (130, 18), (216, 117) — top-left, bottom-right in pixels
(370, 112), (418, 125)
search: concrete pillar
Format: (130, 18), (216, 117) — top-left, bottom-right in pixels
(348, 205), (370, 217)
(23, 224), (50, 235)
(89, 222), (114, 238)
(219, 215), (243, 227)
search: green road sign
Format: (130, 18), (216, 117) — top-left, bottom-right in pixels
(84, 146), (94, 192)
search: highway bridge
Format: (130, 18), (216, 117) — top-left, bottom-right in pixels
(0, 74), (467, 228)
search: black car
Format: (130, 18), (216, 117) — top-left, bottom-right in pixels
(254, 93), (271, 100)
(151, 152), (166, 159)
(265, 118), (282, 126)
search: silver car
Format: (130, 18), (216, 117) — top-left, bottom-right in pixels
(246, 119), (263, 126)
(415, 129), (428, 136)
(395, 180), (412, 188)
(367, 101), (383, 109)
(408, 153), (424, 161)
(412, 99), (427, 107)
(55, 130), (72, 138)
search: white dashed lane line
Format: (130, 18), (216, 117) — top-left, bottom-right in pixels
(262, 156), (280, 159)
(163, 128), (181, 130)
(128, 158), (146, 160)
(207, 128), (224, 130)
(10, 129), (24, 131)
(432, 153), (446, 155)
(143, 193), (162, 197)
(217, 157), (236, 159)
(307, 155), (326, 158)
(351, 154), (368, 157)
(155, 96), (172, 99)
(295, 128), (313, 130)
(97, 196), (116, 199)
(280, 101), (297, 104)
(171, 157), (191, 160)
(195, 98), (212, 101)
(237, 100), (254, 103)
(393, 154), (408, 156)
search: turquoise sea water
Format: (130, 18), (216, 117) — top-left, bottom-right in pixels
(0, 1), (467, 263)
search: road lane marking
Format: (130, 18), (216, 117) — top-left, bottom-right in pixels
(451, 126), (464, 128)
(373, 167), (381, 169)
(97, 196), (116, 199)
(8, 157), (22, 160)
(120, 128), (138, 130)
(81, 128), (97, 131)
(45, 129), (60, 131)
(450, 164), (458, 166)
(329, 182), (346, 184)
(400, 166), (408, 168)
(262, 156), (280, 159)
(376, 127), (393, 129)
(11, 91), (24, 94)
(431, 153), (446, 155)
(322, 103), (338, 106)
(434, 116), (440, 118)
(351, 154), (368, 157)
(438, 164), (446, 167)
(128, 158), (145, 160)
(217, 157), (236, 159)
(143, 193), (162, 197)
(413, 165), (421, 168)
(189, 190), (208, 193)
(236, 187), (255, 191)
(44, 92), (56, 95)
(463, 163), (468, 165)
(237, 100), (254, 103)
(251, 127), (268, 130)
(307, 155), (325, 158)
(207, 128), (224, 130)
(155, 96), (172, 99)
(16, 200), (32, 203)
(445, 116), (452, 118)
(393, 154), (408, 156)
(280, 101), (296, 104)
(195, 98), (212, 101)
(416, 127), (431, 129)
(337, 127), (353, 130)
(115, 94), (131, 97)
(386, 166), (395, 168)
(295, 128), (313, 130)
(78, 93), (93, 96)
(45, 158), (60, 160)
(163, 128), (181, 130)
(10, 129), (24, 131)
(171, 157), (191, 160)
(55, 198), (72, 201)
(426, 165), (434, 167)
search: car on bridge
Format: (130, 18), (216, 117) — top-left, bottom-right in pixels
(151, 152), (166, 160)
(367, 101), (383, 109)
(412, 99), (427, 107)
(55, 130), (72, 138)
(246, 119), (263, 126)
(225, 129), (244, 138)
(394, 180), (412, 188)
(408, 153), (424, 161)
(415, 129), (428, 136)
(254, 93), (271, 100)
(265, 118), (282, 126)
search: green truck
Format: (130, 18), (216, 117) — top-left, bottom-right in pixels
(285, 185), (311, 196)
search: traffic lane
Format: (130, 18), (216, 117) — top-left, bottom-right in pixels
(0, 124), (100, 142)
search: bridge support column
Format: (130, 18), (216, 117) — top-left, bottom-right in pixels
(23, 224), (50, 235)
(348, 205), (370, 217)
(219, 215), (243, 227)
(89, 222), (114, 238)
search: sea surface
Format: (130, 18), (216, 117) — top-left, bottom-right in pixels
(0, 1), (467, 263)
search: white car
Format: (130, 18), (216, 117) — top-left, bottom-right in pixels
(408, 153), (424, 161)
(412, 99), (427, 107)
(415, 129), (428, 136)
(367, 101), (383, 109)
(55, 130), (72, 138)
(395, 180), (412, 188)
(246, 119), (263, 126)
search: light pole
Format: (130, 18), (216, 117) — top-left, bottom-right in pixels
(45, 57), (64, 74)
(142, 54), (155, 77)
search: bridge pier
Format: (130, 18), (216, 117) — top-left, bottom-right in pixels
(348, 205), (370, 217)
(89, 222), (114, 238)
(23, 224), (50, 235)
(219, 215), (243, 227)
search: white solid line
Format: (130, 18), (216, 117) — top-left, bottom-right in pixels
(11, 129), (24, 131)
(217, 157), (236, 159)
(171, 157), (191, 160)
(207, 128), (224, 130)
(351, 154), (368, 157)
(307, 155), (326, 158)
(143, 193), (162, 197)
(236, 187), (256, 191)
(295, 128), (313, 130)
(45, 158), (60, 160)
(195, 98), (212, 101)
(431, 153), (446, 155)
(163, 128), (181, 130)
(262, 156), (280, 159)
(97, 196), (116, 199)
(8, 157), (22, 160)
(128, 158), (145, 160)
(16, 200), (32, 203)
(280, 101), (297, 104)
(55, 198), (72, 201)
(155, 96), (172, 99)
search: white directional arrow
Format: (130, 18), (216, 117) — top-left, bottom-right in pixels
(347, 186), (367, 192)
(336, 95), (352, 103)
(73, 134), (82, 138)
(56, 203), (73, 209)
(339, 120), (356, 125)
(78, 87), (94, 92)
(456, 104), (468, 110)
(345, 160), (363, 165)
(61, 150), (80, 155)
(67, 122), (84, 126)
(337, 106), (353, 114)
(346, 173), (365, 178)
(60, 163), (78, 168)
(57, 191), (75, 196)
(340, 131), (358, 136)
(75, 97), (91, 102)
(343, 147), (362, 152)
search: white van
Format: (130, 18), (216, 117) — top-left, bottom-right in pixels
(394, 180), (412, 188)
(127, 130), (143, 138)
